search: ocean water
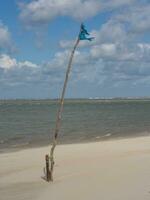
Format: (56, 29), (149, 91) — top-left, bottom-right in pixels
(0, 99), (150, 152)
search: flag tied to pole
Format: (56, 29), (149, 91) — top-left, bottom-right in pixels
(79, 23), (94, 41)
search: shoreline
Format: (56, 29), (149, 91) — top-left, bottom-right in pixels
(1, 134), (150, 154)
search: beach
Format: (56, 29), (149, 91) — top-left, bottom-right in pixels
(0, 136), (150, 200)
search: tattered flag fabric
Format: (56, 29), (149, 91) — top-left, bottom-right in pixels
(81, 23), (90, 35)
(79, 23), (94, 41)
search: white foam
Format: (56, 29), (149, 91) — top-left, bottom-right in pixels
(95, 133), (112, 139)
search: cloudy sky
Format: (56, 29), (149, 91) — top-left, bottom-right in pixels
(0, 0), (150, 99)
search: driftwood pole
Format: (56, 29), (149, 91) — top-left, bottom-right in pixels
(47, 26), (81, 181)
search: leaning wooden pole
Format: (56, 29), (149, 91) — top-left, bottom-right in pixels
(48, 26), (81, 181)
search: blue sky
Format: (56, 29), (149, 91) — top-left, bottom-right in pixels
(0, 0), (150, 99)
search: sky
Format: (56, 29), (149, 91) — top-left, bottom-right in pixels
(0, 0), (150, 99)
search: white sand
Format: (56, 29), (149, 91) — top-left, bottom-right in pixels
(1, 137), (150, 200)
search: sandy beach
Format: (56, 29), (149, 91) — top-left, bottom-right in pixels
(0, 136), (150, 200)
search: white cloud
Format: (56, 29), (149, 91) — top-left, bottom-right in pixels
(56, 37), (150, 87)
(0, 54), (41, 88)
(59, 40), (74, 49)
(0, 22), (12, 51)
(0, 54), (17, 70)
(94, 21), (127, 44)
(19, 0), (100, 27)
(0, 54), (38, 71)
(114, 4), (150, 34)
(102, 0), (136, 9)
(19, 0), (137, 28)
(91, 44), (117, 59)
(19, 61), (38, 68)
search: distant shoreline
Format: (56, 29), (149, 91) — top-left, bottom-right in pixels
(1, 97), (150, 101)
(1, 97), (150, 102)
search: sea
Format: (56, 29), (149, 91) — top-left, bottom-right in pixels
(0, 99), (150, 152)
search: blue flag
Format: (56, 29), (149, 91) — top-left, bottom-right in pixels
(79, 23), (94, 41)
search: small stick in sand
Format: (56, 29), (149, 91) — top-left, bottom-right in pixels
(45, 154), (51, 181)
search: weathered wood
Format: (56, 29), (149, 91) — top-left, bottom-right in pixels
(45, 154), (51, 182)
(49, 26), (81, 181)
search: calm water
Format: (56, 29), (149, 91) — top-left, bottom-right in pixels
(0, 99), (150, 151)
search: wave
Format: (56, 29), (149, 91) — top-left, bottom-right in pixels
(11, 142), (29, 148)
(95, 133), (112, 139)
